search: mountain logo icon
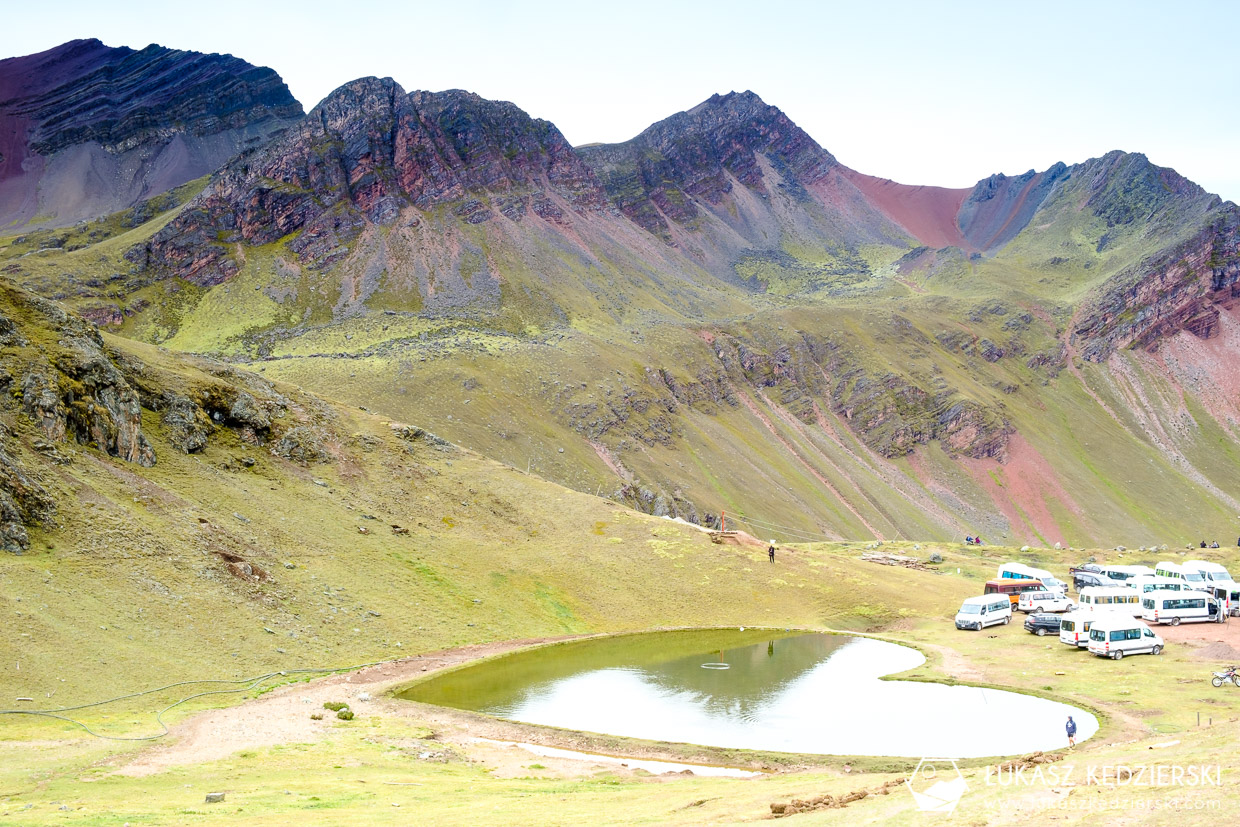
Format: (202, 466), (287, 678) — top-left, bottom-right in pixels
(904, 757), (968, 814)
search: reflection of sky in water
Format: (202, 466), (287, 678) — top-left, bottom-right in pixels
(485, 636), (1098, 758)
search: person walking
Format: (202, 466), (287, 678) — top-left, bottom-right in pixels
(768, 540), (776, 563)
(1066, 715), (1077, 748)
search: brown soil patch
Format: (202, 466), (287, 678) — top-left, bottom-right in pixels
(1156, 617), (1240, 659)
(838, 169), (973, 251)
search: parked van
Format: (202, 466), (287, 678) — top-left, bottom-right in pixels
(1141, 589), (1219, 625)
(996, 562), (1068, 594)
(1077, 586), (1142, 616)
(1017, 590), (1074, 613)
(1130, 575), (1187, 594)
(984, 578), (1048, 606)
(1087, 617), (1164, 659)
(1101, 565), (1156, 582)
(1058, 610), (1097, 647)
(1153, 561), (1210, 587)
(955, 595), (1013, 630)
(1210, 582), (1240, 616)
(1185, 560), (1234, 583)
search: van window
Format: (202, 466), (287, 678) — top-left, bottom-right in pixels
(1142, 598), (1154, 609)
(1143, 628), (1155, 637)
(1109, 630), (1125, 641)
(1126, 629), (1140, 640)
(1089, 628), (1105, 641)
(1061, 619), (1075, 631)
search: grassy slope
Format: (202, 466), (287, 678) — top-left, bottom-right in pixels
(1, 324), (1238, 824)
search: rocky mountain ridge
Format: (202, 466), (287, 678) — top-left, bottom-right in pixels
(5, 39), (1240, 545)
(0, 38), (303, 229)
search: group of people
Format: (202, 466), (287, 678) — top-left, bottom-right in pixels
(1200, 540), (1222, 548)
(964, 535), (984, 545)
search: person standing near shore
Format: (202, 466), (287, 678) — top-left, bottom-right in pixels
(768, 540), (776, 563)
(1066, 716), (1077, 748)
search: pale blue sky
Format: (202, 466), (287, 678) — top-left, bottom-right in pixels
(4, 1), (1238, 201)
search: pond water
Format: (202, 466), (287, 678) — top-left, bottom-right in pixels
(400, 630), (1098, 757)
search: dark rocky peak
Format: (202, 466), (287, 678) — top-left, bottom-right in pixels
(0, 38), (302, 155)
(0, 38), (303, 228)
(1078, 150), (1217, 227)
(136, 78), (607, 284)
(576, 90), (835, 238)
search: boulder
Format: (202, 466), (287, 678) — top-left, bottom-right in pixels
(161, 393), (212, 453)
(272, 426), (327, 464)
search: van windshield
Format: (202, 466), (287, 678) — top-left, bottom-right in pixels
(1045, 578), (1066, 591)
(1183, 571), (1206, 583)
(959, 605), (982, 614)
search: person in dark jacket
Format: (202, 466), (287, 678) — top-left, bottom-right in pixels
(1066, 715), (1077, 747)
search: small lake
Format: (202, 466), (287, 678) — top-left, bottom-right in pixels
(400, 630), (1097, 758)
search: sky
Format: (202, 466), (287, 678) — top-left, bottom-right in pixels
(4, 0), (1238, 201)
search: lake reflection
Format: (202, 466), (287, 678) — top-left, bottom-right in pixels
(401, 630), (1097, 757)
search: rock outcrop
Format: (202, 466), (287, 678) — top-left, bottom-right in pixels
(0, 281), (322, 548)
(0, 38), (303, 229)
(0, 427), (55, 552)
(1073, 213), (1240, 361)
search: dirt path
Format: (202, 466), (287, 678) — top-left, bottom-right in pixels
(115, 637), (573, 777)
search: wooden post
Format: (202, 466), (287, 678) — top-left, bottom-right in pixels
(721, 511), (726, 532)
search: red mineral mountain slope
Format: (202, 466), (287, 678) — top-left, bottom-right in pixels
(0, 39), (303, 229)
(837, 170), (972, 250)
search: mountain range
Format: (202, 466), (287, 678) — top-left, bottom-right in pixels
(3, 38), (1240, 551)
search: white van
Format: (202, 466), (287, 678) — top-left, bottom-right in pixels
(1077, 585), (1142, 616)
(1017, 590), (1074, 613)
(1087, 617), (1164, 659)
(1210, 582), (1240, 616)
(1140, 589), (1219, 625)
(997, 562), (1068, 594)
(1130, 575), (1187, 594)
(955, 595), (1012, 630)
(1058, 610), (1097, 648)
(1185, 560), (1234, 583)
(1153, 561), (1210, 587)
(1101, 565), (1156, 582)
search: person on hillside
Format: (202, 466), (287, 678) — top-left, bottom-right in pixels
(1066, 716), (1077, 748)
(965, 535), (973, 545)
(974, 536), (983, 546)
(768, 540), (776, 563)
(1210, 540), (1220, 548)
(1201, 540), (1208, 548)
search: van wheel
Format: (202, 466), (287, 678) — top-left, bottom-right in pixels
(1112, 650), (1124, 660)
(1171, 617), (1181, 627)
(1152, 645), (1163, 655)
(1036, 628), (1047, 636)
(1004, 615), (1011, 624)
